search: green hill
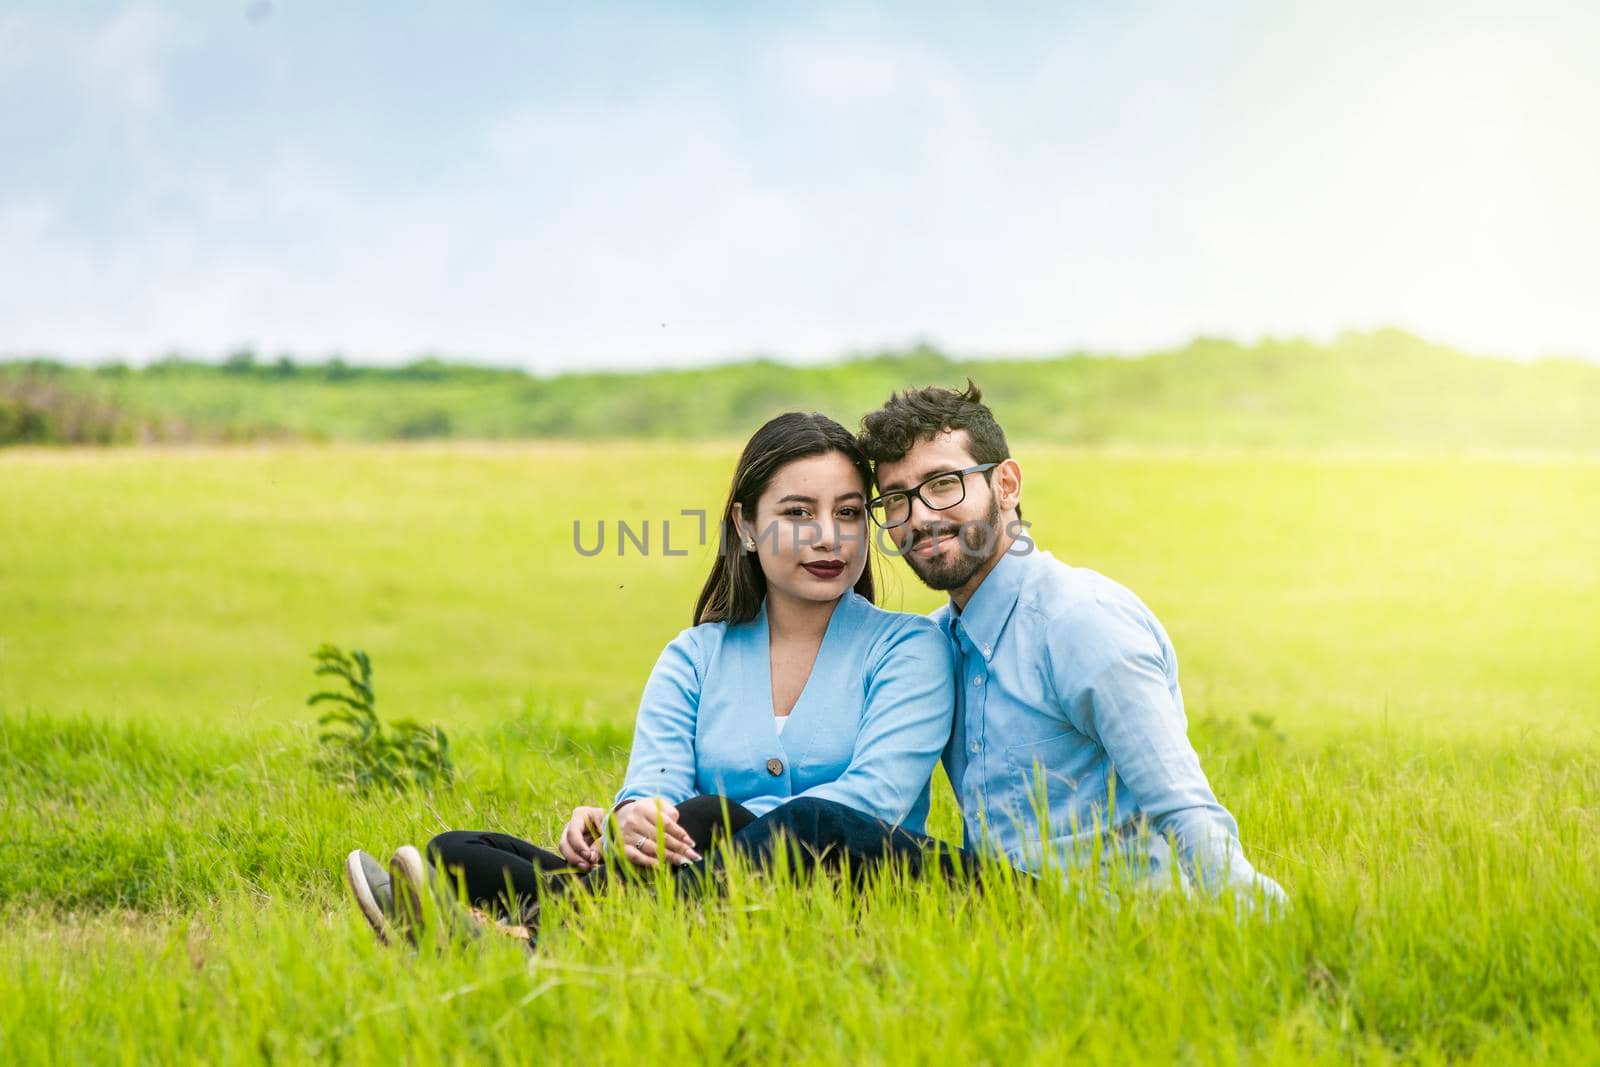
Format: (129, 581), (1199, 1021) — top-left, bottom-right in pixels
(3, 328), (1597, 449)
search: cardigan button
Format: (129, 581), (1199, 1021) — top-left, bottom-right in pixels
(766, 757), (784, 777)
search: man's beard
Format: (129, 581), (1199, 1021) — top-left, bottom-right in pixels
(903, 496), (1002, 592)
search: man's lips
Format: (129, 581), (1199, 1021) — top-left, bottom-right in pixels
(801, 559), (847, 579)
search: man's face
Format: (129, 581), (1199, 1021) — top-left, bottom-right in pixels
(872, 429), (1003, 592)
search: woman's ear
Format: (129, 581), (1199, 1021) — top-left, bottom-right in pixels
(731, 502), (754, 549)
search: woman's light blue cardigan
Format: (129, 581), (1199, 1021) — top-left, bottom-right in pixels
(613, 590), (956, 832)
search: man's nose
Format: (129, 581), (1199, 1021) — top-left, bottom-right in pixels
(907, 494), (942, 529)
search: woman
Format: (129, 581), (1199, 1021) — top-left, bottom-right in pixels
(342, 411), (955, 945)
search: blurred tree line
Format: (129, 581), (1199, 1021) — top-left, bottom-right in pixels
(3, 330), (1597, 450)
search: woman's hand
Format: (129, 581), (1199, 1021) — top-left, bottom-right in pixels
(613, 797), (701, 868)
(558, 805), (607, 871)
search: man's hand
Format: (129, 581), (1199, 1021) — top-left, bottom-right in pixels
(612, 797), (701, 868)
(558, 805), (606, 871)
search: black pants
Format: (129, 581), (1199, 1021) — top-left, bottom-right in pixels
(426, 794), (758, 922)
(694, 795), (985, 889)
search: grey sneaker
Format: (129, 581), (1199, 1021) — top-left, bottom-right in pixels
(343, 849), (396, 945)
(387, 844), (533, 949)
(386, 844), (431, 942)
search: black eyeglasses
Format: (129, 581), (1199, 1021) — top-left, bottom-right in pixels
(867, 464), (998, 528)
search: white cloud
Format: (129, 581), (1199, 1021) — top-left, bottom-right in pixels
(83, 4), (192, 119)
(1, 3), (1597, 366)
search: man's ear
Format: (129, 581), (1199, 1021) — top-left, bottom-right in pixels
(995, 458), (1023, 513)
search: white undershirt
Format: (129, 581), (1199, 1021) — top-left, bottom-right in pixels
(775, 714), (790, 735)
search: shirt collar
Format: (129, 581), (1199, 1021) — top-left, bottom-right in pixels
(947, 547), (1033, 661)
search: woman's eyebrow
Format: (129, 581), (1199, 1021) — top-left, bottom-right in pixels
(775, 491), (864, 503)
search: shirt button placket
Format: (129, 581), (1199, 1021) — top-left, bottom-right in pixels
(968, 658), (986, 756)
(966, 646), (979, 806)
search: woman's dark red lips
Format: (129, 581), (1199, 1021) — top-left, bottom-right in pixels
(801, 560), (847, 578)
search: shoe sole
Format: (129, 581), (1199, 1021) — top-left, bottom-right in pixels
(388, 845), (428, 943)
(343, 850), (393, 946)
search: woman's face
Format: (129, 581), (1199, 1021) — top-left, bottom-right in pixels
(736, 451), (869, 608)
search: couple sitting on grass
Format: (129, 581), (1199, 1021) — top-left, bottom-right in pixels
(343, 383), (1287, 947)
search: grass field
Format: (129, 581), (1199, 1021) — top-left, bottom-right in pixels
(3, 442), (1598, 1063)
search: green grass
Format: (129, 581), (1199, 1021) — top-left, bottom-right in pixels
(2, 442), (1597, 1062)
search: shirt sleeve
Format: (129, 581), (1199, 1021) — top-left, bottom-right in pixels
(612, 629), (703, 809)
(790, 619), (956, 826)
(1046, 602), (1287, 907)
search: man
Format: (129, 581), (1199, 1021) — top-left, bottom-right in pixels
(855, 381), (1284, 902)
(712, 381), (1284, 907)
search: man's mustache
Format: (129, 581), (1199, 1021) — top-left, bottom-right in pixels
(908, 522), (963, 548)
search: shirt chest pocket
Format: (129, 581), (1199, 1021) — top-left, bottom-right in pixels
(1000, 732), (1087, 818)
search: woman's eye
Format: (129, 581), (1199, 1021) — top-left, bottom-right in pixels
(838, 507), (862, 518)
(782, 508), (811, 518)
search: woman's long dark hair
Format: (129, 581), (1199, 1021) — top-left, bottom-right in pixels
(693, 412), (875, 625)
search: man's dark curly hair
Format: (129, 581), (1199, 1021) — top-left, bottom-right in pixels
(857, 379), (1020, 518)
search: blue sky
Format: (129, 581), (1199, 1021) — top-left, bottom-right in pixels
(2, 1), (1596, 369)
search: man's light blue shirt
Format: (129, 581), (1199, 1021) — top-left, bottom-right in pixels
(932, 544), (1285, 902)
